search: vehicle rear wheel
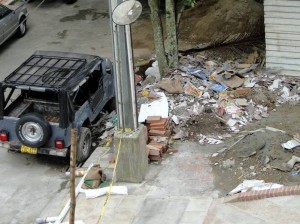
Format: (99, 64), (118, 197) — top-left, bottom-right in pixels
(16, 113), (51, 148)
(77, 127), (92, 162)
(17, 16), (27, 37)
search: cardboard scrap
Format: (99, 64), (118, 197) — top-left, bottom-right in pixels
(215, 74), (245, 89)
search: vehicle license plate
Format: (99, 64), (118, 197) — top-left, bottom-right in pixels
(21, 145), (37, 154)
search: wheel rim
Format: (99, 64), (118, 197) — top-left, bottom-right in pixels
(21, 122), (43, 142)
(20, 21), (26, 34)
(82, 133), (91, 155)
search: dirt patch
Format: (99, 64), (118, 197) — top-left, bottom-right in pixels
(131, 0), (264, 60)
(211, 104), (300, 196)
(185, 112), (228, 141)
(178, 0), (264, 50)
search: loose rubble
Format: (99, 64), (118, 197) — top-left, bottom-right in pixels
(134, 51), (300, 193)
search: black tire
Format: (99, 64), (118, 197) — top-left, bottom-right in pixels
(64, 0), (77, 4)
(104, 97), (116, 112)
(16, 113), (51, 148)
(17, 16), (27, 37)
(77, 127), (92, 162)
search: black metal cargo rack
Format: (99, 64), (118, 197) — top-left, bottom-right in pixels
(4, 54), (87, 90)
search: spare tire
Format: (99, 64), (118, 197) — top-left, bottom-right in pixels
(16, 113), (51, 148)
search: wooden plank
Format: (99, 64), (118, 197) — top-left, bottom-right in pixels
(266, 44), (300, 53)
(266, 32), (300, 42)
(265, 18), (300, 26)
(265, 12), (300, 20)
(266, 50), (300, 59)
(265, 0), (300, 7)
(264, 5), (300, 13)
(265, 24), (300, 34)
(266, 56), (300, 65)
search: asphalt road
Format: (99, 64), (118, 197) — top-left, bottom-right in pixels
(0, 0), (112, 223)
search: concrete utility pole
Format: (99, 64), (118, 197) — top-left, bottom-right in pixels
(109, 0), (148, 183)
(109, 0), (138, 131)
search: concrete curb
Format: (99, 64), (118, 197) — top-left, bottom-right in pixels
(223, 185), (300, 203)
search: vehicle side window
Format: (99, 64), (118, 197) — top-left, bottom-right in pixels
(0, 5), (11, 20)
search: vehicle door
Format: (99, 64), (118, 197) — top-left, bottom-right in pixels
(90, 65), (104, 113)
(0, 5), (17, 43)
(101, 58), (114, 97)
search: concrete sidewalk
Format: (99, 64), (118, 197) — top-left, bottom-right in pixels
(40, 142), (300, 224)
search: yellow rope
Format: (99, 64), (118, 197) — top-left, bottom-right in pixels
(96, 131), (123, 224)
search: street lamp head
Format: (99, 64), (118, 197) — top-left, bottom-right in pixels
(112, 0), (142, 25)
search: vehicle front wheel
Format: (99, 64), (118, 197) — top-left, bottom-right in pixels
(76, 127), (92, 162)
(17, 16), (27, 37)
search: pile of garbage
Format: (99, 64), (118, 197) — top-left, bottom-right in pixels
(135, 52), (300, 145)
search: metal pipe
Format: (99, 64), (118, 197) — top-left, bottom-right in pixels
(109, 0), (124, 128)
(53, 163), (94, 224)
(125, 25), (138, 130)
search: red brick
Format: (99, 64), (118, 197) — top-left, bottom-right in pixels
(149, 130), (167, 136)
(149, 126), (166, 131)
(149, 119), (168, 128)
(149, 155), (161, 161)
(149, 141), (167, 148)
(149, 149), (160, 156)
(146, 116), (161, 123)
(167, 148), (178, 153)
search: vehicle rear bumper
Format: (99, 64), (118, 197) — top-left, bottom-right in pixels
(0, 141), (68, 157)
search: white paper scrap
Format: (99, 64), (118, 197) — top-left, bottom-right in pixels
(281, 140), (300, 150)
(172, 115), (179, 125)
(227, 119), (238, 127)
(268, 79), (281, 91)
(80, 186), (128, 199)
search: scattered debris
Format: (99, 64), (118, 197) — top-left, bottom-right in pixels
(157, 78), (184, 94)
(282, 140), (300, 150)
(138, 92), (168, 123)
(285, 156), (300, 171)
(145, 116), (173, 161)
(133, 50), (300, 194)
(228, 179), (283, 196)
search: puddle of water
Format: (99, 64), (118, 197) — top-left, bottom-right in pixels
(60, 9), (109, 22)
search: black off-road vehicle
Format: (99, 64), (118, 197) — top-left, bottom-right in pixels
(0, 51), (115, 162)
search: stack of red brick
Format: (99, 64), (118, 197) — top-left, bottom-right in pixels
(145, 116), (172, 161)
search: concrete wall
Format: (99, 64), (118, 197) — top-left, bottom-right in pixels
(264, 0), (300, 76)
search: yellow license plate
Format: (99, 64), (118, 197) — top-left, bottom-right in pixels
(21, 145), (37, 154)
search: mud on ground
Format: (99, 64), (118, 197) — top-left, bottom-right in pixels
(211, 104), (300, 196)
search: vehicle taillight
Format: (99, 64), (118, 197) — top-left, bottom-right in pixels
(0, 131), (9, 142)
(55, 139), (64, 149)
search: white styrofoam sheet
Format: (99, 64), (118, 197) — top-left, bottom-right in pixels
(138, 92), (168, 123)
